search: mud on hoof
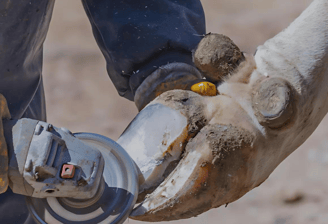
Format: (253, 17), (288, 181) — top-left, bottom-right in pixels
(193, 33), (245, 83)
(130, 123), (256, 222)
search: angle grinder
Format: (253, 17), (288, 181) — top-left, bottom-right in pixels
(4, 118), (139, 224)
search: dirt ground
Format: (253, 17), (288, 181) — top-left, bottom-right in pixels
(43, 1), (328, 223)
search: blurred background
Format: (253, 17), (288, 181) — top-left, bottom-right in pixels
(43, 1), (328, 223)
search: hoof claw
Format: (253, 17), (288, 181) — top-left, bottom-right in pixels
(253, 77), (295, 129)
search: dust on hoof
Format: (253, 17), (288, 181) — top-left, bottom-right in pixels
(252, 77), (295, 129)
(193, 33), (245, 82)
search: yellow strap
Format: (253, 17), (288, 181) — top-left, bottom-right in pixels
(191, 81), (217, 96)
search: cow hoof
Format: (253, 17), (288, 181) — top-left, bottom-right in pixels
(193, 33), (245, 82)
(252, 77), (295, 129)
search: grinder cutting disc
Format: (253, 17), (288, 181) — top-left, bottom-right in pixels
(26, 133), (139, 224)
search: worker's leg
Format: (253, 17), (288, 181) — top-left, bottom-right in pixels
(82, 0), (206, 102)
(0, 0), (54, 120)
(0, 1), (55, 223)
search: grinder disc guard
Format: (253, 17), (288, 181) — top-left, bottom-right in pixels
(26, 133), (139, 224)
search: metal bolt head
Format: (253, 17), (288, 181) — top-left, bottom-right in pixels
(61, 164), (75, 179)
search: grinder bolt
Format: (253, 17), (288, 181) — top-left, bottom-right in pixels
(61, 164), (75, 179)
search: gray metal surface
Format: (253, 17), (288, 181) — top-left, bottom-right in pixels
(8, 119), (105, 199)
(6, 119), (39, 196)
(27, 132), (139, 224)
